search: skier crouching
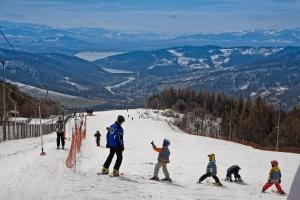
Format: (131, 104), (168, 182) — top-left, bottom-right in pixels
(150, 139), (172, 182)
(198, 153), (222, 186)
(225, 165), (243, 182)
(262, 160), (285, 194)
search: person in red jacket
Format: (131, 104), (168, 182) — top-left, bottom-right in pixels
(262, 160), (285, 194)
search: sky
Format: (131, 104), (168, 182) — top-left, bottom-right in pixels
(0, 0), (300, 33)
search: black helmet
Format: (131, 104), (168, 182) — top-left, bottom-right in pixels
(117, 115), (125, 123)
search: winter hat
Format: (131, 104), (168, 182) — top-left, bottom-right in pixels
(271, 160), (278, 167)
(208, 153), (216, 161)
(117, 115), (125, 124)
(163, 139), (170, 147)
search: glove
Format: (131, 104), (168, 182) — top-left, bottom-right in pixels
(268, 178), (271, 183)
(106, 144), (110, 148)
(151, 141), (154, 145)
(279, 179), (281, 183)
(121, 145), (124, 151)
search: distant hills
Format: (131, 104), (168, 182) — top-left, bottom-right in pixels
(1, 20), (300, 54)
(1, 20), (300, 110)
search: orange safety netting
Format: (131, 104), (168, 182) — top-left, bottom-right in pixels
(65, 115), (87, 169)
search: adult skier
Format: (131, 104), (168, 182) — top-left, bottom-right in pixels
(55, 116), (65, 149)
(102, 115), (125, 176)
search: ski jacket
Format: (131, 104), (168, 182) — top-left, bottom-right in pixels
(206, 161), (217, 176)
(94, 132), (101, 138)
(107, 122), (124, 148)
(153, 146), (170, 163)
(227, 165), (240, 175)
(55, 120), (64, 133)
(269, 166), (281, 183)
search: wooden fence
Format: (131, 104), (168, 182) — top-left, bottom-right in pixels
(0, 121), (55, 142)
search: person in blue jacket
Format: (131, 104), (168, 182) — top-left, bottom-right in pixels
(198, 153), (222, 186)
(102, 115), (125, 176)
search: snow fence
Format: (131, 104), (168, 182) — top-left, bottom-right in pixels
(65, 115), (87, 170)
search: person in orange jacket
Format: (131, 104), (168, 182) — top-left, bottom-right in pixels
(262, 160), (286, 194)
(150, 139), (172, 182)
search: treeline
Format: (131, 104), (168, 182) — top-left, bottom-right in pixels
(146, 88), (300, 149)
(0, 81), (62, 118)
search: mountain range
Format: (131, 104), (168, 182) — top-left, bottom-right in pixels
(1, 21), (300, 54)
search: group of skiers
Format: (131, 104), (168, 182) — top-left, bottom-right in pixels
(56, 113), (286, 195)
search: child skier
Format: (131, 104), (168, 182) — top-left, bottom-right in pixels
(198, 153), (222, 186)
(262, 160), (285, 194)
(94, 130), (101, 147)
(150, 139), (172, 182)
(225, 165), (243, 182)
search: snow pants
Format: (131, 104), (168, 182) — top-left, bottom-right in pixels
(154, 161), (170, 179)
(96, 138), (100, 146)
(103, 147), (123, 170)
(56, 132), (65, 148)
(263, 182), (283, 192)
(199, 173), (221, 183)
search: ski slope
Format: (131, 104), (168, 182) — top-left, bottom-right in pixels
(0, 109), (299, 200)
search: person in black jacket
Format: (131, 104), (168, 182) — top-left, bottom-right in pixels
(94, 130), (101, 147)
(225, 165), (243, 182)
(55, 117), (65, 149)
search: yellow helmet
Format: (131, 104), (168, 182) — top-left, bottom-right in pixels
(208, 153), (215, 161)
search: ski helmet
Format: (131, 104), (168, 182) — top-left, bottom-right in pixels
(163, 139), (170, 147)
(117, 115), (125, 124)
(208, 153), (216, 161)
(271, 160), (278, 167)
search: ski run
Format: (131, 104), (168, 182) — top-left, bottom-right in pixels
(0, 109), (299, 200)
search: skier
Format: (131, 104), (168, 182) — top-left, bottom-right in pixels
(150, 139), (172, 182)
(198, 153), (222, 186)
(262, 160), (285, 194)
(55, 116), (65, 149)
(94, 130), (101, 147)
(102, 115), (125, 176)
(225, 165), (243, 182)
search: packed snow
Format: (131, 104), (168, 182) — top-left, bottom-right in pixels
(0, 109), (299, 200)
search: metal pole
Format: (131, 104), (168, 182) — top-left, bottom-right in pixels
(39, 104), (46, 155)
(276, 103), (281, 152)
(1, 60), (6, 141)
(14, 103), (17, 139)
(229, 105), (232, 141)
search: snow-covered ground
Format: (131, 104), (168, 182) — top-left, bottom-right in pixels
(0, 109), (299, 200)
(105, 77), (135, 94)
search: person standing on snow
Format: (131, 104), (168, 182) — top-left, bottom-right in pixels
(225, 165), (243, 182)
(262, 160), (285, 194)
(198, 153), (222, 186)
(55, 116), (65, 149)
(94, 130), (101, 147)
(102, 115), (125, 176)
(150, 139), (172, 182)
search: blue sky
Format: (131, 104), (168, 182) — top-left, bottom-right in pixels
(0, 0), (300, 33)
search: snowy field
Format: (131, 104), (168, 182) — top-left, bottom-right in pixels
(0, 109), (299, 200)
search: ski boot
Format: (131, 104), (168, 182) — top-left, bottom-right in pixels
(113, 169), (120, 177)
(279, 191), (286, 195)
(214, 182), (223, 186)
(262, 189), (266, 193)
(150, 176), (159, 181)
(161, 178), (173, 182)
(102, 167), (109, 175)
